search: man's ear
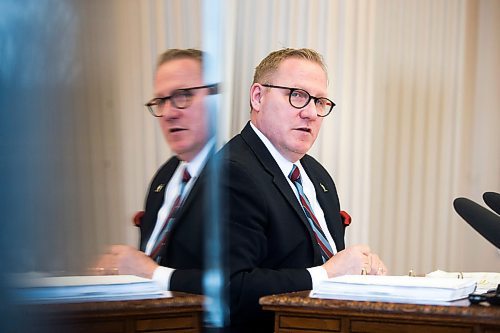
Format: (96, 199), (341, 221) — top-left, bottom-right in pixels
(250, 83), (263, 111)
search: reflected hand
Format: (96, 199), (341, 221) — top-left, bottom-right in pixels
(91, 245), (158, 279)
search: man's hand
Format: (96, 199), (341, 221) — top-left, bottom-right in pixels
(322, 244), (387, 278)
(366, 252), (387, 276)
(92, 245), (158, 279)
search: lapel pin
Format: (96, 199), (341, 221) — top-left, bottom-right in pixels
(320, 183), (328, 192)
(155, 184), (165, 193)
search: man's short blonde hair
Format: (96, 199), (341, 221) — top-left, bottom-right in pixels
(253, 48), (327, 84)
(157, 48), (203, 69)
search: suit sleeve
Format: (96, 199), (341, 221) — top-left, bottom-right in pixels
(224, 159), (312, 326)
(169, 269), (203, 294)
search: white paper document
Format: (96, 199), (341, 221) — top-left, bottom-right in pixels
(310, 275), (476, 305)
(426, 270), (500, 294)
(16, 275), (166, 302)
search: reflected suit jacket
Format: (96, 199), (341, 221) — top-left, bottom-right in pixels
(138, 156), (210, 294)
(222, 122), (347, 332)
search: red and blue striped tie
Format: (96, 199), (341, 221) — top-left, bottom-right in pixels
(289, 164), (333, 262)
(150, 167), (191, 261)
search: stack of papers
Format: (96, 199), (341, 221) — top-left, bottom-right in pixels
(310, 275), (476, 305)
(15, 275), (165, 303)
(426, 270), (500, 294)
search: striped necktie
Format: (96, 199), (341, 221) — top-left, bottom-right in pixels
(289, 164), (333, 262)
(150, 167), (191, 261)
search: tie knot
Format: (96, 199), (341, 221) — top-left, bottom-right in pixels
(182, 168), (191, 183)
(289, 164), (301, 183)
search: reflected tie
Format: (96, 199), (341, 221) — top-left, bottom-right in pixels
(289, 164), (333, 262)
(150, 167), (191, 261)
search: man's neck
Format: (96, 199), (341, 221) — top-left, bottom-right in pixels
(178, 138), (215, 178)
(249, 121), (303, 163)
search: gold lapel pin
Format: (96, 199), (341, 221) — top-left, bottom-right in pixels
(155, 184), (165, 193)
(320, 183), (328, 192)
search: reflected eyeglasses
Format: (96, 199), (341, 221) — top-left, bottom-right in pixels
(145, 84), (218, 117)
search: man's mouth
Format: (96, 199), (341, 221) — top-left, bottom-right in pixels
(295, 127), (311, 133)
(169, 128), (186, 133)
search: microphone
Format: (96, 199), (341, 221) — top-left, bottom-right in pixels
(483, 191), (500, 215)
(453, 197), (500, 249)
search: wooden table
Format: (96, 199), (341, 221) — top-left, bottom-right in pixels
(21, 292), (204, 333)
(260, 291), (500, 333)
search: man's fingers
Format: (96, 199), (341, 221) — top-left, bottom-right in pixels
(354, 244), (371, 255)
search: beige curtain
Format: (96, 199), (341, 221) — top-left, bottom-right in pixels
(35, 0), (499, 274)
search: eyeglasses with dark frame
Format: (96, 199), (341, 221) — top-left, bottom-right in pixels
(145, 83), (218, 117)
(261, 84), (335, 117)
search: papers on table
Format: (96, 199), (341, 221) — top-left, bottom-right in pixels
(310, 275), (476, 305)
(15, 275), (166, 303)
(426, 270), (500, 294)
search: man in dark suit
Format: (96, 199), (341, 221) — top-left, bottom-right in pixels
(221, 48), (387, 332)
(95, 49), (217, 294)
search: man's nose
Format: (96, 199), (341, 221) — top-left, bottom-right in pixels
(299, 99), (318, 119)
(161, 102), (182, 119)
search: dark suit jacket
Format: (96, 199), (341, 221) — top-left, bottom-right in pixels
(139, 156), (210, 295)
(221, 122), (346, 332)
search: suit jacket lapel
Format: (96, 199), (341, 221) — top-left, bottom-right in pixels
(166, 146), (215, 234)
(141, 158), (180, 250)
(301, 157), (345, 251)
(170, 172), (202, 228)
(240, 123), (322, 260)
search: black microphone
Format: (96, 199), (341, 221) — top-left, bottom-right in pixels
(453, 197), (500, 249)
(483, 191), (500, 215)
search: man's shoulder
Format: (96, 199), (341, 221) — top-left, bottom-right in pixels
(219, 122), (256, 152)
(301, 154), (322, 168)
(148, 156), (180, 184)
(218, 133), (249, 158)
(301, 154), (334, 179)
(157, 156), (181, 173)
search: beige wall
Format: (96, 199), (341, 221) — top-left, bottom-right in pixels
(27, 0), (499, 274)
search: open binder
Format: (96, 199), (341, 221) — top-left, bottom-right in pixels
(310, 275), (476, 305)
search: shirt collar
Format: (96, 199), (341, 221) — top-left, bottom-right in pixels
(182, 137), (215, 178)
(249, 122), (299, 178)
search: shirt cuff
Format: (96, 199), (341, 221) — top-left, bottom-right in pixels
(151, 266), (175, 291)
(306, 266), (329, 290)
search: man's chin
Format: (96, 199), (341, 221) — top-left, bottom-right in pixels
(293, 140), (314, 152)
(283, 146), (310, 162)
(167, 140), (188, 152)
(166, 133), (187, 144)
(170, 144), (203, 162)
